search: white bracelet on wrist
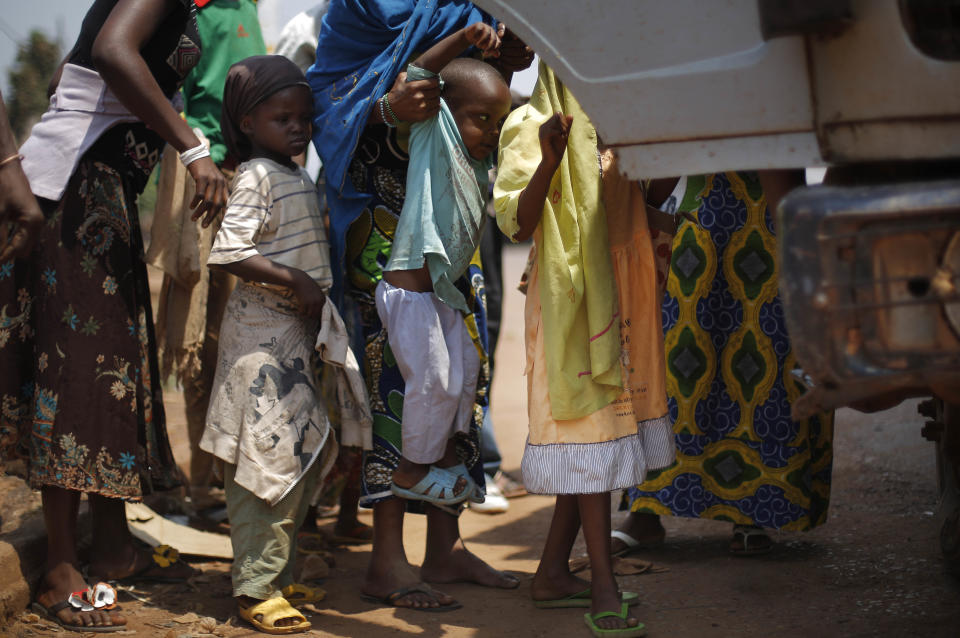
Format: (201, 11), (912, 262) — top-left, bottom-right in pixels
(179, 143), (210, 167)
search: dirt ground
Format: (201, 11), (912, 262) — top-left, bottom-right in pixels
(2, 244), (959, 638)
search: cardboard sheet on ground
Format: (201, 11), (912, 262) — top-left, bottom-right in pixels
(125, 502), (232, 559)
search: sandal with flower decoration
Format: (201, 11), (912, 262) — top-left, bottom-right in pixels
(90, 544), (198, 584)
(32, 583), (123, 633)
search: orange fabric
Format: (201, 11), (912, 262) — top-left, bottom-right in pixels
(524, 150), (668, 446)
(600, 150), (668, 421)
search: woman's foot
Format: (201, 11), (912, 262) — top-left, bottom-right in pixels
(610, 512), (666, 556)
(35, 562), (125, 630)
(730, 524), (772, 555)
(530, 569), (591, 603)
(492, 470), (527, 498)
(421, 540), (520, 589)
(88, 543), (197, 583)
(363, 561), (458, 610)
(589, 588), (641, 631)
(331, 519), (373, 544)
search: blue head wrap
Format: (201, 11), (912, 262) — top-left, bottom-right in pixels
(306, 0), (494, 302)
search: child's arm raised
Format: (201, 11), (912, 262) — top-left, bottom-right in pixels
(411, 22), (502, 75)
(212, 256), (326, 319)
(512, 112), (573, 242)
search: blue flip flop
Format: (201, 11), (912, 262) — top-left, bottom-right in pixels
(448, 462), (484, 503)
(391, 465), (473, 506)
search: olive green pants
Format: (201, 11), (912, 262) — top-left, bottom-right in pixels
(224, 460), (321, 599)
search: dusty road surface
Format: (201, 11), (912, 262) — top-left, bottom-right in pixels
(2, 243), (959, 638)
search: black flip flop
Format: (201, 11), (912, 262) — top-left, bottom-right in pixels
(360, 584), (462, 612)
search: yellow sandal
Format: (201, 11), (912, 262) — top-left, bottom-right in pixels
(238, 598), (311, 635)
(282, 583), (326, 606)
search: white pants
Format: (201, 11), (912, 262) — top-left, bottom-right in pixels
(375, 280), (480, 464)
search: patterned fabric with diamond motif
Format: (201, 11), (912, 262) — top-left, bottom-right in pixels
(624, 172), (835, 531)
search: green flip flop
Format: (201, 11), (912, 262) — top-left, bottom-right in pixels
(583, 602), (646, 637)
(533, 588), (639, 609)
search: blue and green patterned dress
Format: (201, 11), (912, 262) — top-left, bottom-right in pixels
(343, 123), (489, 512)
(624, 172), (834, 530)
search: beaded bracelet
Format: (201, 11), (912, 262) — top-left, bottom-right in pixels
(0, 153), (23, 169)
(382, 94), (401, 128)
(378, 95), (395, 128)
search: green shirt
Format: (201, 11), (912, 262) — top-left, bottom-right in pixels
(182, 0), (266, 166)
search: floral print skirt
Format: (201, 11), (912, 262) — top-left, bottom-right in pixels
(0, 157), (180, 499)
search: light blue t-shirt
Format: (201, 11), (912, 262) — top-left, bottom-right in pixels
(385, 66), (493, 313)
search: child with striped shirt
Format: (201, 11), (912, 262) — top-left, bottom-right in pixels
(200, 55), (334, 634)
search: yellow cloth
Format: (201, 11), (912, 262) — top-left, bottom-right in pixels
(494, 63), (621, 420)
(523, 151), (668, 446)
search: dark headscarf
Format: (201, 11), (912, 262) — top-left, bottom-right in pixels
(222, 55), (310, 162)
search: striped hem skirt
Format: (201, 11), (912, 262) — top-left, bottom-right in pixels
(521, 414), (675, 495)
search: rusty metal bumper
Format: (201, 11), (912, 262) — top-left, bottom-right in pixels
(778, 179), (960, 420)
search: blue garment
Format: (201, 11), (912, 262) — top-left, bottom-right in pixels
(385, 68), (491, 312)
(306, 0), (494, 302)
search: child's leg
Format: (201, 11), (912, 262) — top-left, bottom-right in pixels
(336, 481), (364, 535)
(375, 282), (469, 497)
(335, 447), (370, 539)
(223, 463), (312, 629)
(279, 460), (324, 589)
(530, 494), (590, 600)
(419, 486), (520, 589)
(579, 492), (641, 630)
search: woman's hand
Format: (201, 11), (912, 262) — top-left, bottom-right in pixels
(0, 89), (43, 263)
(539, 112), (573, 170)
(292, 270), (327, 319)
(187, 156), (228, 227)
(465, 22), (501, 58)
(384, 71), (441, 123)
(0, 161), (43, 263)
(494, 27), (534, 73)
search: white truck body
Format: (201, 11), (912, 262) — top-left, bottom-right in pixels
(475, 0), (960, 179)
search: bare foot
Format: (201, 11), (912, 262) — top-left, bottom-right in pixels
(89, 544), (197, 582)
(36, 563), (125, 630)
(421, 542), (520, 589)
(237, 595), (305, 629)
(591, 587), (640, 631)
(333, 519), (373, 542)
(363, 562), (458, 609)
(610, 511), (666, 555)
(530, 569), (591, 602)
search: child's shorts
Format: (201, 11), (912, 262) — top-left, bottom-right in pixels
(375, 280), (480, 464)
